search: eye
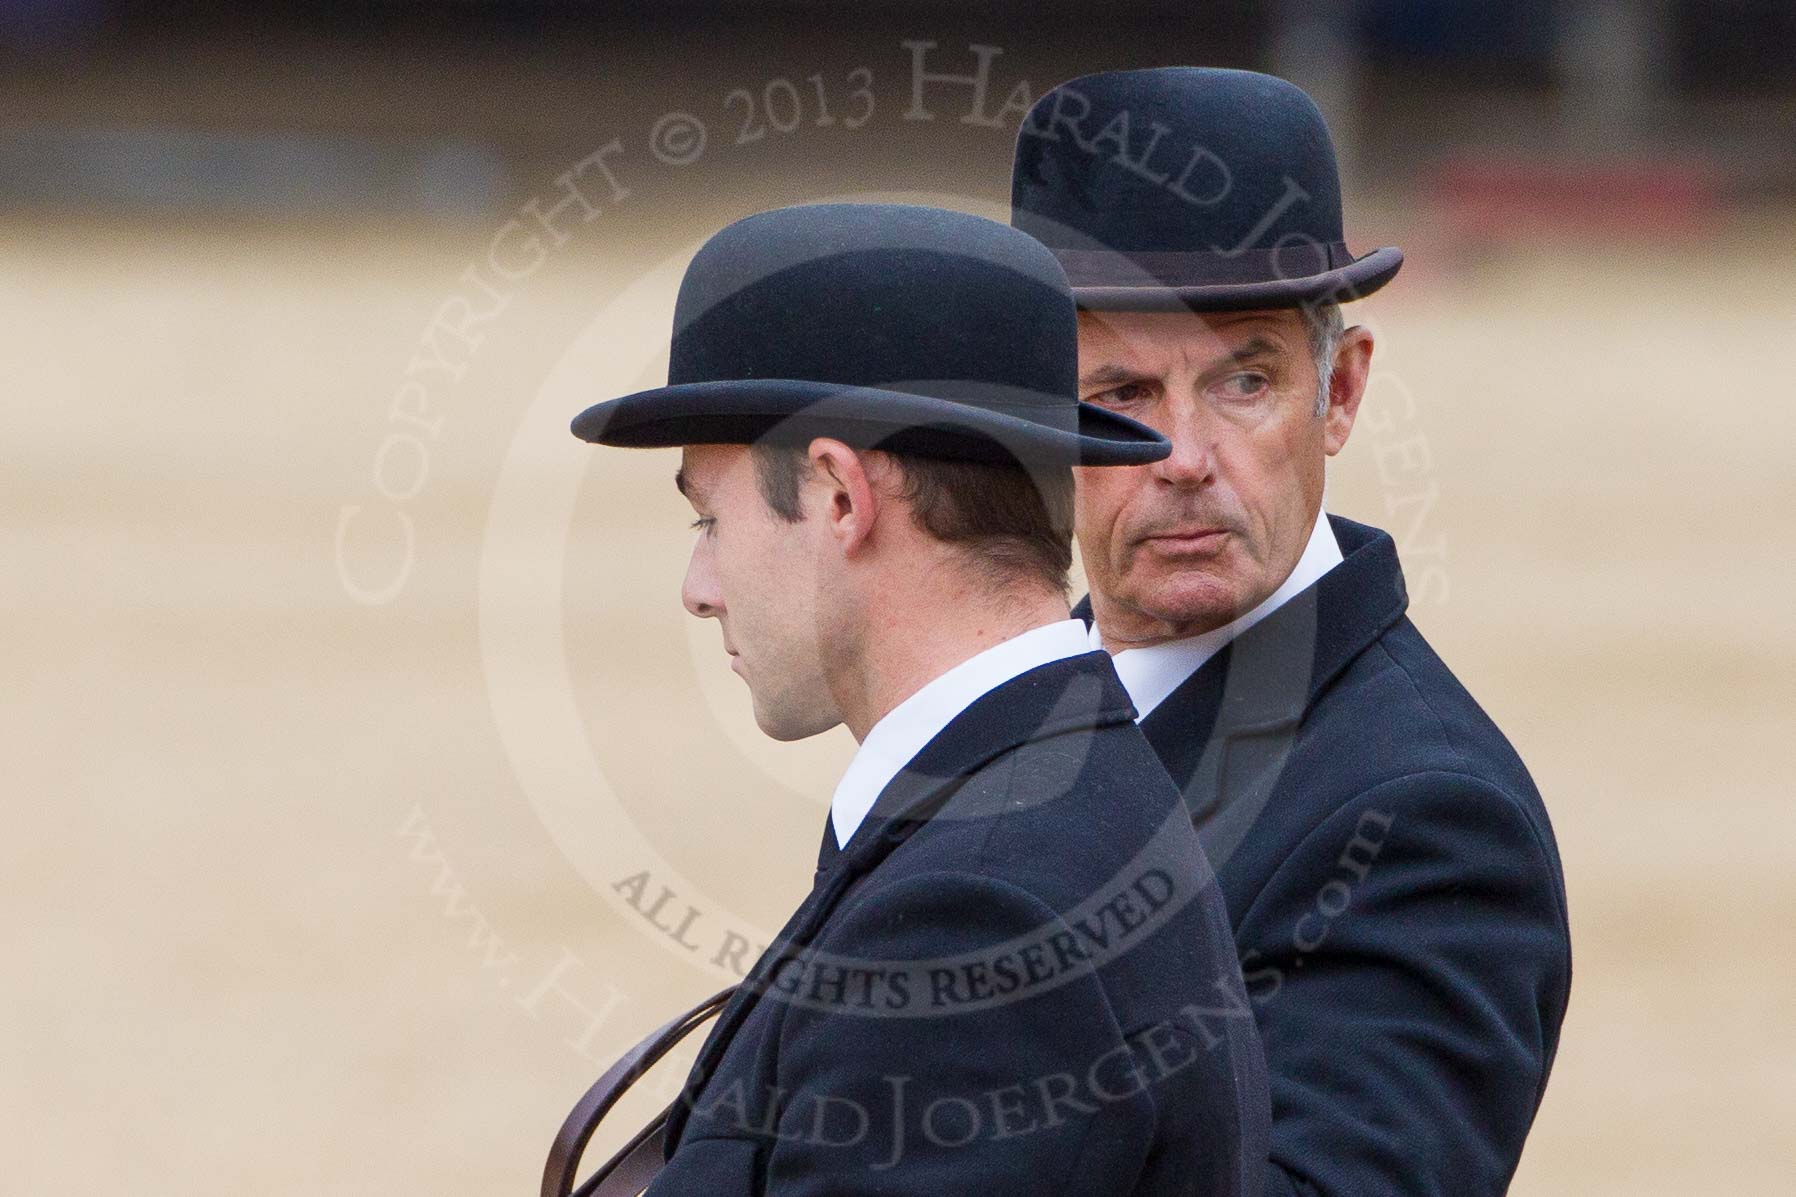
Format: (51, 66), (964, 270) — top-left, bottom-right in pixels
(1215, 371), (1271, 401)
(689, 516), (716, 535)
(1088, 381), (1153, 407)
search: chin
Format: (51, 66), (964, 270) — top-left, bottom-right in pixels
(751, 700), (840, 743)
(1135, 573), (1255, 631)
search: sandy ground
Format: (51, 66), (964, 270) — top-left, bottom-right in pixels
(4, 204), (1794, 1195)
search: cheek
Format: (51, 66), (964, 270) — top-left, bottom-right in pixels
(1269, 409), (1327, 501)
(1074, 468), (1131, 535)
(1224, 415), (1323, 535)
(1231, 413), (1303, 491)
(1216, 438), (1271, 506)
(729, 521), (815, 623)
(712, 530), (763, 611)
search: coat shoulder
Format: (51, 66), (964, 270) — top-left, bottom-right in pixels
(1299, 615), (1560, 868)
(888, 718), (1204, 908)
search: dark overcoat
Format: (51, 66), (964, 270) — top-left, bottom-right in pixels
(1085, 516), (1572, 1197)
(650, 651), (1271, 1196)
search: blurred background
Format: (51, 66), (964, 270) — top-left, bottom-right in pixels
(5, 2), (1794, 1193)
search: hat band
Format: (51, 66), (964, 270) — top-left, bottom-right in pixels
(1053, 241), (1355, 288)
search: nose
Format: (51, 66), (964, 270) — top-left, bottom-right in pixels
(1151, 400), (1216, 489)
(681, 535), (723, 619)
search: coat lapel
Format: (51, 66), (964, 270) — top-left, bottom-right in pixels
(814, 811), (842, 883)
(662, 651), (1135, 1156)
(662, 856), (846, 1154)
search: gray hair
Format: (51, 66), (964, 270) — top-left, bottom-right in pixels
(1299, 301), (1344, 417)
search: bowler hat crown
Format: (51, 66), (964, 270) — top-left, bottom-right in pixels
(1011, 67), (1402, 310)
(572, 203), (1168, 465)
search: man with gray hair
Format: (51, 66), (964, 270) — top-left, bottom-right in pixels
(1010, 67), (1571, 1195)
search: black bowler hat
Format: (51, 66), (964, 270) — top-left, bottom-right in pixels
(571, 203), (1169, 466)
(1011, 67), (1402, 311)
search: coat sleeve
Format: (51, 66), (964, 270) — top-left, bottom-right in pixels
(755, 871), (1165, 1196)
(1239, 771), (1571, 1197)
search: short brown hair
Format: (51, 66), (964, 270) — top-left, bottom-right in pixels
(750, 443), (1074, 596)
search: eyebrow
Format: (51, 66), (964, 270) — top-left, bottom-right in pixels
(1080, 336), (1285, 388)
(673, 468), (703, 502)
(1076, 363), (1132, 387)
(1220, 336), (1283, 366)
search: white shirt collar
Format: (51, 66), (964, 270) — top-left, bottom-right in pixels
(830, 619), (1093, 848)
(1088, 509), (1343, 721)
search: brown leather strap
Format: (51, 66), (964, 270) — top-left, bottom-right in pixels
(568, 1117), (668, 1197)
(542, 986), (737, 1197)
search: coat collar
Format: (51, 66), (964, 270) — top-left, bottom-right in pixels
(1073, 516), (1408, 864)
(1073, 516), (1405, 734)
(836, 649), (1136, 869)
(816, 648), (1133, 875)
(829, 620), (1094, 849)
(667, 650), (1136, 1155)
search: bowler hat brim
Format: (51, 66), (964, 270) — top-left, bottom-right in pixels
(1072, 246), (1403, 313)
(571, 378), (1170, 467)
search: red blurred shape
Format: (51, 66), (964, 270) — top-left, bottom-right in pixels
(1429, 156), (1722, 240)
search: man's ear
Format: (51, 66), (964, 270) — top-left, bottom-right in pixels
(806, 438), (880, 557)
(1323, 325), (1375, 457)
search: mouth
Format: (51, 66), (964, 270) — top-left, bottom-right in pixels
(1139, 527), (1231, 554)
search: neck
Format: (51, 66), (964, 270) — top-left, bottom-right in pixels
(832, 571), (1070, 742)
